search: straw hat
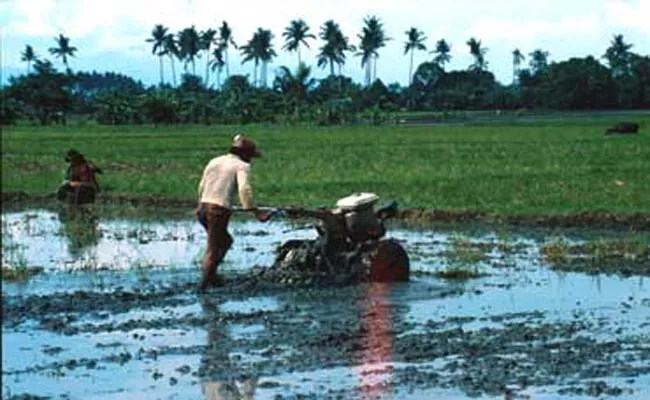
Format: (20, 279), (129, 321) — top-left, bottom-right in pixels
(231, 135), (261, 158)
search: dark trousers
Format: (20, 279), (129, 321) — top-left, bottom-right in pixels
(197, 203), (233, 287)
(57, 183), (96, 205)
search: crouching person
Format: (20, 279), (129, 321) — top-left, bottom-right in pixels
(56, 149), (103, 205)
(196, 135), (269, 292)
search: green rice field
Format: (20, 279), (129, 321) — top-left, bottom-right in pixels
(2, 114), (649, 216)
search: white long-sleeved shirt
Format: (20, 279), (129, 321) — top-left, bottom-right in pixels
(198, 154), (253, 209)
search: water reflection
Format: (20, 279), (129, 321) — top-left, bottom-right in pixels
(354, 283), (397, 399)
(199, 296), (259, 400)
(2, 209), (314, 273)
(57, 205), (100, 257)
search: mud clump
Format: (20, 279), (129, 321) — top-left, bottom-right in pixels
(559, 381), (627, 397)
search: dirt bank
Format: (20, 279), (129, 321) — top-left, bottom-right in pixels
(3, 191), (649, 230)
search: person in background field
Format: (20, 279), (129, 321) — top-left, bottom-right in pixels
(196, 134), (270, 292)
(56, 149), (103, 205)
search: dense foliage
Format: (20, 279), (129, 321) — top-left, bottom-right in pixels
(2, 27), (649, 126)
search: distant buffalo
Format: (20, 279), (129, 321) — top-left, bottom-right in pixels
(605, 122), (639, 135)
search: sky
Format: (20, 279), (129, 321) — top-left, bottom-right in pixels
(1, 0), (649, 88)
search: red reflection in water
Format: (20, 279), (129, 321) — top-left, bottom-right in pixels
(355, 283), (394, 399)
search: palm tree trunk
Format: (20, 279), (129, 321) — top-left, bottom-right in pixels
(169, 55), (177, 86)
(330, 60), (335, 77)
(409, 50), (414, 85)
(262, 60), (269, 88)
(192, 59), (196, 76)
(298, 48), (301, 68)
(217, 69), (221, 89)
(365, 63), (371, 87)
(254, 61), (258, 87)
(225, 49), (230, 77)
(205, 55), (210, 85)
(373, 55), (378, 83)
(159, 56), (164, 86)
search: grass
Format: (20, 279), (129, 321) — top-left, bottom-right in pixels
(2, 112), (649, 216)
(435, 234), (489, 281)
(541, 235), (650, 264)
(434, 267), (484, 281)
(540, 233), (650, 275)
(580, 235), (649, 262)
(1, 265), (44, 282)
(1, 217), (42, 281)
(1, 227), (43, 281)
(540, 236), (570, 264)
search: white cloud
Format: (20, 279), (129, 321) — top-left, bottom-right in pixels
(2, 0), (649, 85)
(5, 0), (58, 36)
(467, 16), (601, 46)
(605, 0), (650, 35)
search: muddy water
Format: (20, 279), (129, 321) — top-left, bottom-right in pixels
(2, 208), (649, 400)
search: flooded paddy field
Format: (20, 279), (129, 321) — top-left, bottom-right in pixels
(2, 205), (650, 399)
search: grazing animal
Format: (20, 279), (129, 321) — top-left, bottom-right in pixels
(604, 122), (639, 135)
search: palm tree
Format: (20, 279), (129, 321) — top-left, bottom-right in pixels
(240, 28), (276, 87)
(466, 37), (488, 71)
(200, 28), (218, 85)
(282, 19), (316, 67)
(603, 34), (633, 78)
(33, 58), (56, 75)
(356, 33), (375, 86)
(404, 27), (427, 85)
(20, 45), (37, 74)
(218, 21), (238, 78)
(274, 63), (315, 104)
(240, 39), (259, 87)
(146, 24), (169, 85)
(431, 39), (451, 70)
(356, 16), (389, 85)
(317, 20), (351, 77)
(178, 26), (201, 75)
(48, 34), (77, 72)
(163, 33), (179, 86)
(369, 17), (389, 82)
(512, 48), (525, 84)
(528, 49), (549, 75)
(258, 29), (277, 87)
(317, 20), (345, 76)
(209, 46), (225, 88)
(274, 63), (315, 119)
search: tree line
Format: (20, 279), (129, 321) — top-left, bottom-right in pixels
(2, 17), (649, 126)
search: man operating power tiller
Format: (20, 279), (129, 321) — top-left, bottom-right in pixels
(196, 134), (271, 292)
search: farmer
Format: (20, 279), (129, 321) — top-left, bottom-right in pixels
(196, 134), (269, 292)
(56, 149), (103, 205)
